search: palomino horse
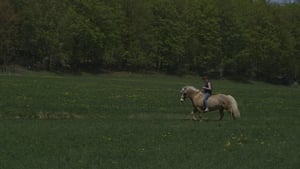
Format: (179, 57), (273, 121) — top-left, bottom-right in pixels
(180, 86), (240, 121)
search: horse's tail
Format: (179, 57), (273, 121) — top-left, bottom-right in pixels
(227, 95), (240, 118)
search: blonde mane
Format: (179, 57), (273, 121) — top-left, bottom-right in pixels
(184, 86), (200, 93)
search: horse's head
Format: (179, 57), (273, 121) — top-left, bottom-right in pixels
(180, 86), (199, 103)
(180, 87), (188, 103)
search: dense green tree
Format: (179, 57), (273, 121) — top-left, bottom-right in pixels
(65, 0), (108, 70)
(245, 1), (281, 78)
(218, 0), (252, 76)
(0, 0), (17, 65)
(117, 0), (154, 70)
(15, 0), (70, 69)
(1, 0), (299, 82)
(277, 4), (300, 80)
(149, 0), (188, 72)
(185, 0), (221, 74)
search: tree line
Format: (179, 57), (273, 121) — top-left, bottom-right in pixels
(1, 0), (300, 82)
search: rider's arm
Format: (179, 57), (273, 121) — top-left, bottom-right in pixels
(202, 82), (212, 91)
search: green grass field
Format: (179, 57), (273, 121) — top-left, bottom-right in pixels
(0, 73), (299, 169)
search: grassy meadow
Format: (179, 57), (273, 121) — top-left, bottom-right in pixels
(0, 72), (299, 169)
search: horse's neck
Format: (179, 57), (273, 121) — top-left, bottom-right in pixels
(189, 91), (203, 107)
(188, 90), (202, 99)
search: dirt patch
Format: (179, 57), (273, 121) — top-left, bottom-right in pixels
(128, 113), (191, 120)
(35, 112), (84, 119)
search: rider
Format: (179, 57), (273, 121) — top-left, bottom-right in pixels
(202, 76), (212, 112)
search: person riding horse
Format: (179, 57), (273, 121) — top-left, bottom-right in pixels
(202, 76), (212, 112)
(180, 86), (240, 121)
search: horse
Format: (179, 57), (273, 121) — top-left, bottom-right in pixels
(180, 86), (240, 121)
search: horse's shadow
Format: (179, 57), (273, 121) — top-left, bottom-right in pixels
(182, 116), (230, 122)
(201, 118), (230, 122)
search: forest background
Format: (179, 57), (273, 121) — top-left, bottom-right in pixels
(1, 0), (300, 83)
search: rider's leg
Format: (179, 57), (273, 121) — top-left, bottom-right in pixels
(204, 93), (210, 111)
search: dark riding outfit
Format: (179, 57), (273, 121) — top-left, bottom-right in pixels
(203, 77), (212, 112)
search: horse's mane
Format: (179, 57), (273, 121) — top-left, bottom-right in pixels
(184, 86), (200, 92)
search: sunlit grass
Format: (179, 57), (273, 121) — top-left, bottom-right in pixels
(0, 73), (299, 169)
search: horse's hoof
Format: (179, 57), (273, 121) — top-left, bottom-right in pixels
(192, 117), (197, 121)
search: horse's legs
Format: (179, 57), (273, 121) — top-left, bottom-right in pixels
(191, 108), (198, 121)
(196, 107), (204, 121)
(199, 112), (204, 122)
(191, 107), (206, 122)
(219, 108), (224, 121)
